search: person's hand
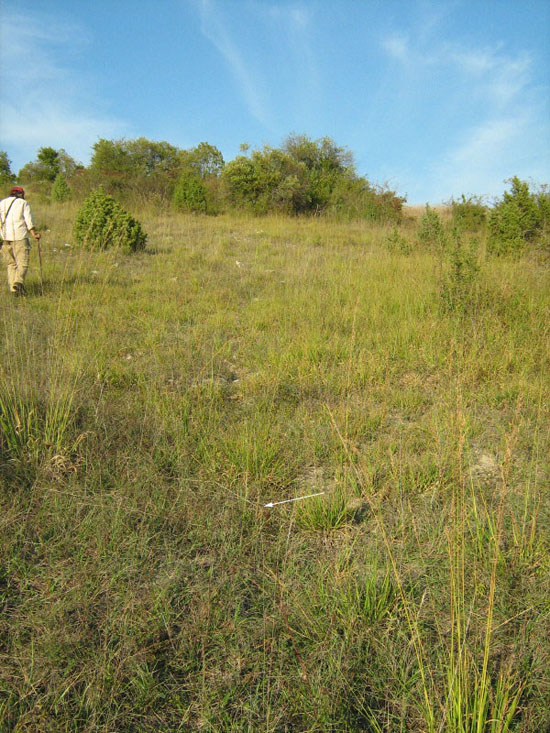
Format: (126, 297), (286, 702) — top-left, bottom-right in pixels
(32, 231), (41, 240)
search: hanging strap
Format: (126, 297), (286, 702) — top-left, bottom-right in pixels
(0, 197), (19, 236)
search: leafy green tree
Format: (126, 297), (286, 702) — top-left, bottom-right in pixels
(125, 138), (180, 177)
(57, 149), (83, 177)
(0, 151), (16, 185)
(37, 146), (60, 180)
(51, 173), (71, 202)
(91, 138), (181, 178)
(283, 134), (354, 211)
(283, 134), (353, 174)
(172, 143), (224, 213)
(222, 146), (307, 214)
(90, 139), (132, 175)
(18, 147), (80, 183)
(179, 142), (224, 179)
(251, 147), (308, 214)
(222, 155), (259, 210)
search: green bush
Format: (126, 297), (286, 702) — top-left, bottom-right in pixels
(537, 186), (550, 224)
(73, 186), (147, 252)
(51, 173), (71, 203)
(488, 177), (543, 256)
(451, 195), (486, 231)
(328, 177), (404, 222)
(417, 204), (448, 250)
(173, 171), (208, 213)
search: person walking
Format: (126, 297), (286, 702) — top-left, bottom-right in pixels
(0, 186), (41, 296)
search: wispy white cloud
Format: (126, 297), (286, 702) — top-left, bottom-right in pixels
(381, 33), (410, 65)
(0, 10), (127, 170)
(426, 117), (527, 201)
(196, 0), (318, 134)
(379, 15), (548, 202)
(268, 4), (311, 31)
(444, 45), (532, 107)
(265, 3), (320, 117)
(434, 48), (545, 200)
(197, 0), (271, 127)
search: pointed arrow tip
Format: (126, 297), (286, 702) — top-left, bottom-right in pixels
(264, 502), (274, 508)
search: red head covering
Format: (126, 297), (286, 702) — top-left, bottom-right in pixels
(10, 186), (25, 197)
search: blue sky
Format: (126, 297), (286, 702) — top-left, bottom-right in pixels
(0, 0), (548, 204)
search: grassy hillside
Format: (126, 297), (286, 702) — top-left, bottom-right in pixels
(1, 203), (549, 731)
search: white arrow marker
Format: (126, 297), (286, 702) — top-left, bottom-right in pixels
(264, 491), (325, 508)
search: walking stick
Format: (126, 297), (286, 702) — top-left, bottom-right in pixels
(36, 236), (44, 295)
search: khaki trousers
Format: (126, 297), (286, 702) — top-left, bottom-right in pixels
(2, 239), (30, 292)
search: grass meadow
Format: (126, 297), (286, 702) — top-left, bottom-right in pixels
(1, 202), (549, 731)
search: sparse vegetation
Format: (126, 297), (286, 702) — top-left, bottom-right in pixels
(384, 223), (412, 254)
(439, 228), (482, 313)
(1, 195), (548, 730)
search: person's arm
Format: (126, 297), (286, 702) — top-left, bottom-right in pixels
(23, 200), (40, 239)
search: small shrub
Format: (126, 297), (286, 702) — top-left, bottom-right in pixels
(384, 224), (412, 254)
(417, 204), (448, 250)
(51, 173), (71, 203)
(488, 176), (543, 256)
(73, 186), (147, 252)
(451, 194), (486, 231)
(440, 229), (481, 313)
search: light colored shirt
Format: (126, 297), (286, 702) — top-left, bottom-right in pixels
(0, 196), (36, 241)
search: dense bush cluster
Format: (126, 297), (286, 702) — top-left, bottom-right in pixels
(221, 135), (404, 220)
(73, 186), (147, 252)
(2, 135), (404, 221)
